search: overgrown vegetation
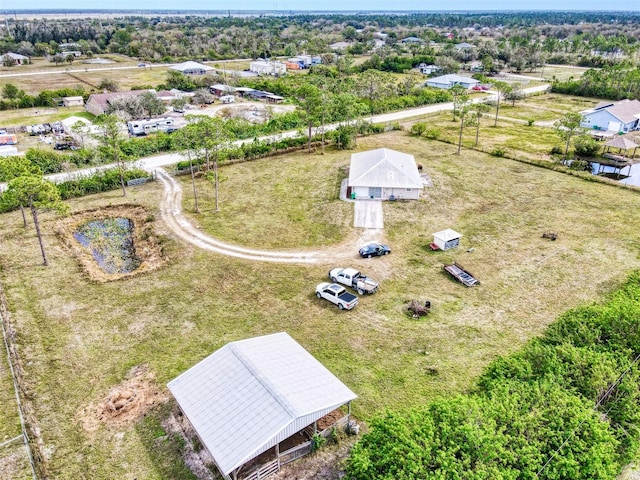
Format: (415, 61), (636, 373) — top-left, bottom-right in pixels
(552, 64), (640, 100)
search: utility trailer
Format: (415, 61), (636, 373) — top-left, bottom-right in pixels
(443, 262), (479, 287)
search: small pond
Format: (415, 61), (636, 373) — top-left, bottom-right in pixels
(73, 218), (141, 274)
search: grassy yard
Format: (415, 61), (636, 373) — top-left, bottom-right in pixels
(0, 106), (92, 129)
(495, 93), (600, 123)
(542, 64), (591, 82)
(2, 130), (640, 478)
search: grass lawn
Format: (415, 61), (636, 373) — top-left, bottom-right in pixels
(413, 111), (562, 161)
(496, 93), (600, 123)
(0, 106), (92, 129)
(542, 64), (591, 82)
(2, 130), (640, 478)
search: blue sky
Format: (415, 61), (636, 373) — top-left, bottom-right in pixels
(6, 0), (640, 11)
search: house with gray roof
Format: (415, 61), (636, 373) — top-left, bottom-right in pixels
(348, 148), (424, 200)
(168, 332), (357, 480)
(401, 36), (424, 44)
(580, 99), (640, 133)
(425, 74), (480, 90)
(170, 61), (214, 75)
(1, 52), (29, 65)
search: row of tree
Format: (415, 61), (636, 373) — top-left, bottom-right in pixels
(2, 12), (639, 70)
(552, 64), (640, 100)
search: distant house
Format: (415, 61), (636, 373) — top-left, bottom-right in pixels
(348, 148), (424, 200)
(417, 63), (441, 75)
(329, 41), (351, 51)
(425, 74), (480, 90)
(1, 52), (28, 65)
(249, 60), (286, 76)
(372, 39), (386, 50)
(60, 51), (82, 58)
(209, 84), (236, 96)
(455, 42), (476, 50)
(85, 90), (151, 116)
(168, 332), (357, 480)
(62, 96), (84, 107)
(155, 90), (179, 103)
(580, 99), (640, 133)
(170, 61), (214, 75)
(401, 36), (423, 44)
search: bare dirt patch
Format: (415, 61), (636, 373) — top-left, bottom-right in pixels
(55, 203), (168, 283)
(79, 365), (168, 432)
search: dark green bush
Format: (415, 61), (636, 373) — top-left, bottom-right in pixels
(57, 167), (149, 199)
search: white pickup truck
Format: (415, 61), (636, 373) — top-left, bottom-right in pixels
(328, 267), (379, 295)
(316, 283), (359, 310)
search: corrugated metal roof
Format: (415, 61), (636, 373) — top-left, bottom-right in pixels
(348, 148), (424, 189)
(167, 332), (356, 476)
(433, 229), (462, 242)
(170, 61), (214, 72)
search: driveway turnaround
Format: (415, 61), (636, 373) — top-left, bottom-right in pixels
(353, 200), (384, 229)
(156, 168), (324, 263)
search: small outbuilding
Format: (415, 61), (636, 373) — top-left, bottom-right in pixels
(167, 332), (357, 480)
(432, 229), (462, 250)
(62, 96), (84, 107)
(348, 148), (424, 200)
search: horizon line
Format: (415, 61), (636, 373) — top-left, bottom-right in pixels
(2, 8), (639, 13)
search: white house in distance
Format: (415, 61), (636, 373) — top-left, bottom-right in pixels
(249, 60), (286, 76)
(348, 148), (424, 200)
(167, 332), (357, 480)
(170, 61), (214, 75)
(417, 63), (441, 75)
(580, 99), (640, 133)
(425, 74), (480, 90)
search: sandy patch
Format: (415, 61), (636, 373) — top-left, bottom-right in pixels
(79, 365), (168, 432)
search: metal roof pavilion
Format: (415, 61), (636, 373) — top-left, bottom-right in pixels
(167, 332), (357, 477)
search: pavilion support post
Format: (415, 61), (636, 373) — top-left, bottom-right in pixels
(313, 421), (317, 435)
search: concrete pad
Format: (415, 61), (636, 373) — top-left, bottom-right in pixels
(354, 200), (384, 229)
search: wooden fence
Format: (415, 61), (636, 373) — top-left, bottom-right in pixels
(240, 414), (351, 480)
(279, 442), (312, 466)
(242, 458), (279, 480)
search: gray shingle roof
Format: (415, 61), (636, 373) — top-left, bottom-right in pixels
(167, 332), (356, 476)
(348, 148), (424, 189)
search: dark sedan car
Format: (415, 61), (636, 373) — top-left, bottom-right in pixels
(359, 243), (391, 258)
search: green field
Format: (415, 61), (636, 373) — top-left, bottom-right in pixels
(2, 127), (640, 477)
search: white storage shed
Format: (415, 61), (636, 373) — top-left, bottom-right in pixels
(433, 229), (462, 250)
